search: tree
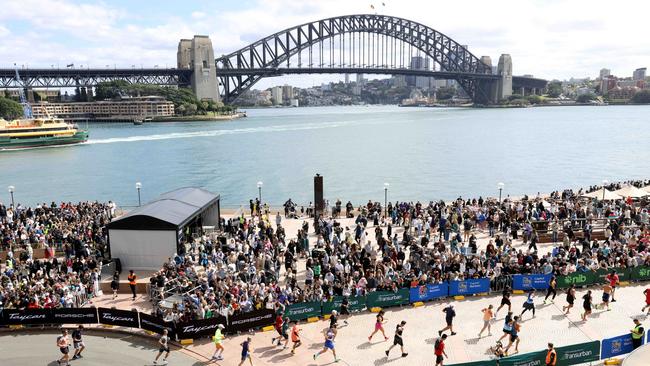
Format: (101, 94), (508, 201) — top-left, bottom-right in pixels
(632, 90), (650, 104)
(576, 93), (596, 103)
(436, 86), (456, 100)
(527, 95), (543, 104)
(0, 97), (25, 120)
(547, 81), (563, 98)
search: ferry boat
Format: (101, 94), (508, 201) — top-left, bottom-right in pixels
(0, 117), (89, 150)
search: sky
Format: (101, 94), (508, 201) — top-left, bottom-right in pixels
(1, 0), (649, 89)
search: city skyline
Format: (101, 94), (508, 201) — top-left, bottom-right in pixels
(0, 0), (649, 89)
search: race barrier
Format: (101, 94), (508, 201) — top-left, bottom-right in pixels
(556, 340), (601, 365)
(449, 278), (490, 296)
(139, 312), (176, 338)
(98, 307), (140, 328)
(285, 301), (322, 321)
(556, 271), (598, 289)
(175, 316), (227, 339)
(512, 273), (552, 291)
(409, 283), (449, 302)
(366, 288), (410, 308)
(228, 309), (275, 334)
(321, 295), (367, 315)
(601, 333), (645, 359)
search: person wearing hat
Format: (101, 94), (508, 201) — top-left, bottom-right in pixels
(385, 320), (408, 358)
(212, 324), (226, 361)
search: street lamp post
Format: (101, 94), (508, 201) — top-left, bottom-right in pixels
(498, 182), (505, 203)
(384, 183), (389, 218)
(257, 181), (263, 203)
(7, 185), (15, 207)
(135, 182), (142, 206)
(602, 180), (608, 201)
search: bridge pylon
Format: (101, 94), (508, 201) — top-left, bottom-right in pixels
(177, 36), (220, 103)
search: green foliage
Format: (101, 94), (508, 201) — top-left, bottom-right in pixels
(93, 81), (235, 116)
(0, 97), (24, 120)
(436, 86), (456, 100)
(631, 89), (650, 104)
(527, 95), (544, 104)
(576, 93), (597, 103)
(547, 81), (563, 98)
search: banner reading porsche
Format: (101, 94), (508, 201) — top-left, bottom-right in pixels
(139, 312), (176, 338)
(176, 316), (227, 339)
(98, 307), (140, 328)
(512, 274), (552, 291)
(228, 309), (275, 333)
(366, 288), (410, 308)
(52, 307), (99, 324)
(321, 296), (367, 315)
(1, 308), (53, 325)
(409, 283), (449, 303)
(556, 340), (600, 366)
(285, 302), (322, 321)
(448, 278), (490, 296)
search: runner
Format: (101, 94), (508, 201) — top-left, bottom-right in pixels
(71, 325), (85, 360)
(597, 283), (613, 311)
(520, 290), (536, 319)
(340, 296), (350, 325)
(545, 343), (557, 366)
(581, 290), (593, 322)
(478, 305), (494, 338)
(562, 284), (576, 315)
(271, 312), (286, 345)
(434, 333), (448, 366)
(543, 276), (557, 304)
(498, 312), (514, 343)
(153, 329), (170, 365)
(385, 320), (408, 358)
(211, 324), (226, 361)
(313, 327), (340, 362)
(56, 329), (71, 366)
(496, 286), (512, 316)
(368, 310), (389, 341)
(504, 316), (521, 356)
(438, 305), (457, 336)
(641, 287), (650, 315)
(238, 337), (253, 366)
(279, 316), (290, 349)
(329, 310), (339, 329)
(290, 320), (302, 355)
(606, 270), (620, 302)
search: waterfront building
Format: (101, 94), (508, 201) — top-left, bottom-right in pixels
(633, 67), (646, 81)
(271, 86), (283, 105)
(599, 68), (611, 79)
(344, 74), (350, 84)
(282, 84), (294, 100)
(356, 73), (365, 85)
(31, 96), (175, 121)
(406, 56), (432, 90)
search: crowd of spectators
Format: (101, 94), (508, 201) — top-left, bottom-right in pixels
(0, 201), (114, 310)
(147, 181), (650, 324)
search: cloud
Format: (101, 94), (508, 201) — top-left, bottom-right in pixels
(0, 25), (9, 38)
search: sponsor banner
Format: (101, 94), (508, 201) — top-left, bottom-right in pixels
(228, 309), (275, 333)
(139, 313), (176, 338)
(556, 340), (600, 366)
(321, 296), (367, 315)
(52, 308), (98, 324)
(601, 333), (641, 359)
(285, 302), (322, 321)
(409, 283), (449, 303)
(448, 278), (490, 296)
(366, 288), (410, 309)
(176, 316), (227, 339)
(512, 274), (552, 291)
(98, 308), (140, 328)
(498, 350), (546, 366)
(594, 268), (631, 284)
(448, 360), (496, 366)
(1, 308), (53, 325)
(630, 266), (650, 281)
(556, 272), (597, 289)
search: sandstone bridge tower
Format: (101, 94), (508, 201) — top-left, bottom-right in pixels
(177, 36), (220, 102)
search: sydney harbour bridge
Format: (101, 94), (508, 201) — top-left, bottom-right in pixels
(0, 14), (546, 104)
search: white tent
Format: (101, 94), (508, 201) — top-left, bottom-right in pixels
(582, 189), (622, 201)
(614, 185), (649, 199)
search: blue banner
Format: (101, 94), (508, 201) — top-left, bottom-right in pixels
(448, 278), (490, 296)
(512, 274), (552, 291)
(409, 283), (449, 302)
(602, 333), (643, 359)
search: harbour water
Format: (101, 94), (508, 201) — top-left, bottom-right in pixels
(1, 105), (649, 208)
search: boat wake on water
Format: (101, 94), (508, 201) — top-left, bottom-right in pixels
(86, 120), (361, 145)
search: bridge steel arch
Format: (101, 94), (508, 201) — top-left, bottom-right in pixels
(215, 14), (494, 103)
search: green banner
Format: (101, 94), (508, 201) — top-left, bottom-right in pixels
(366, 288), (410, 308)
(322, 296), (367, 315)
(448, 360), (496, 366)
(498, 350), (546, 366)
(556, 340), (600, 366)
(630, 266), (650, 281)
(285, 301), (321, 321)
(594, 268), (631, 283)
(556, 271), (597, 289)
